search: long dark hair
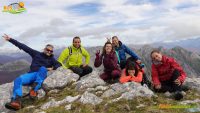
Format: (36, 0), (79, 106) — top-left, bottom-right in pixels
(125, 62), (139, 76)
(102, 41), (114, 55)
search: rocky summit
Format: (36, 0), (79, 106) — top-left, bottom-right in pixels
(0, 67), (200, 113)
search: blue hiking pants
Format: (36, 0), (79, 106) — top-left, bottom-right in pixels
(12, 66), (47, 99)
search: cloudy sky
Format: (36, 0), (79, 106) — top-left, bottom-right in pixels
(0, 0), (200, 51)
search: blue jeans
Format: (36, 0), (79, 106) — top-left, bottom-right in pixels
(12, 66), (47, 99)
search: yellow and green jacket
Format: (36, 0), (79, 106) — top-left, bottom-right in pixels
(58, 45), (90, 68)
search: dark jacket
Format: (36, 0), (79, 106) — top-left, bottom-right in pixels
(9, 38), (61, 72)
(114, 41), (139, 61)
(94, 51), (120, 73)
(151, 55), (186, 85)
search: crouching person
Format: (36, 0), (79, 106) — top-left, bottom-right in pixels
(94, 41), (121, 83)
(126, 57), (152, 88)
(120, 62), (143, 84)
(58, 36), (93, 78)
(151, 49), (186, 100)
(2, 34), (61, 110)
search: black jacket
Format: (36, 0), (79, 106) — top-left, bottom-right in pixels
(9, 39), (61, 72)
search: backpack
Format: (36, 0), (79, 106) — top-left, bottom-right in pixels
(68, 46), (82, 55)
(65, 46), (82, 62)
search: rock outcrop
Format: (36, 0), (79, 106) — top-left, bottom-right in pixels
(0, 67), (200, 113)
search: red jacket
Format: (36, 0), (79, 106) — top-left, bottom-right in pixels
(120, 69), (143, 83)
(151, 55), (186, 85)
(94, 51), (120, 72)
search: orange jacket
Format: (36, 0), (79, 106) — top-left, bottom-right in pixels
(120, 69), (143, 83)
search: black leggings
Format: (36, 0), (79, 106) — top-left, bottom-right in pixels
(141, 73), (151, 87)
(154, 69), (182, 93)
(69, 65), (93, 77)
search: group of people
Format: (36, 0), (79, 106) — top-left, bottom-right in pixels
(2, 34), (187, 110)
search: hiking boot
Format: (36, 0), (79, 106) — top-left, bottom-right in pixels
(181, 85), (190, 91)
(111, 78), (119, 84)
(174, 91), (183, 100)
(5, 97), (21, 110)
(29, 89), (38, 99)
(31, 82), (38, 88)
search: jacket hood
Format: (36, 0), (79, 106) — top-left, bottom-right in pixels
(71, 45), (82, 50)
(41, 52), (54, 58)
(161, 55), (168, 63)
(118, 41), (123, 46)
(114, 41), (123, 49)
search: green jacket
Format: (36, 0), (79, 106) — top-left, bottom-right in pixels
(58, 45), (90, 68)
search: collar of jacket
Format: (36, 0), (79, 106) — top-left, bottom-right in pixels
(161, 55), (168, 63)
(41, 52), (53, 58)
(71, 45), (82, 50)
(118, 41), (122, 46)
(115, 41), (123, 49)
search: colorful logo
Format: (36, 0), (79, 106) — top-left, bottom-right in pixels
(2, 2), (26, 14)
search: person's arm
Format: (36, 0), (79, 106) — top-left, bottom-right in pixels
(120, 69), (132, 83)
(82, 47), (90, 65)
(58, 48), (69, 68)
(3, 34), (38, 56)
(130, 71), (143, 83)
(52, 58), (61, 70)
(169, 58), (186, 83)
(151, 64), (161, 86)
(124, 45), (140, 60)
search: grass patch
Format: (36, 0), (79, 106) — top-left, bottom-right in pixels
(45, 106), (70, 113)
(49, 87), (80, 101)
(17, 88), (200, 113)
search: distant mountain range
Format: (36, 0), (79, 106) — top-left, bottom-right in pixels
(0, 55), (16, 64)
(0, 59), (30, 72)
(1, 37), (200, 57)
(151, 37), (200, 53)
(0, 59), (30, 85)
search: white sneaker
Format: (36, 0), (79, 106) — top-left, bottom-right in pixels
(164, 91), (172, 97)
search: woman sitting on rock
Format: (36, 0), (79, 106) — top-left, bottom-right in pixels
(151, 49), (186, 100)
(94, 41), (121, 83)
(119, 62), (143, 84)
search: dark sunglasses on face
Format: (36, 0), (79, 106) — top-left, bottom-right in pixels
(46, 48), (53, 53)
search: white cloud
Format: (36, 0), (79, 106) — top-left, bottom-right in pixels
(99, 0), (155, 21)
(0, 0), (200, 51)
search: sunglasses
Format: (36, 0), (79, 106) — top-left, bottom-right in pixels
(46, 48), (53, 53)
